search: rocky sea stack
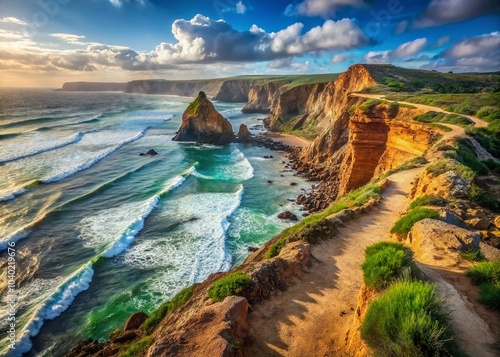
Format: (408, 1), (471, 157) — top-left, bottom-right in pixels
(173, 91), (236, 145)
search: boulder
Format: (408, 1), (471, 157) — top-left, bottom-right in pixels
(146, 149), (158, 156)
(173, 91), (236, 145)
(408, 219), (481, 269)
(466, 217), (491, 231)
(495, 216), (500, 230)
(277, 211), (298, 221)
(111, 330), (137, 344)
(440, 210), (464, 227)
(237, 124), (254, 143)
(123, 311), (148, 331)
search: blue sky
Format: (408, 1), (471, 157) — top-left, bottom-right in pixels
(0, 0), (498, 87)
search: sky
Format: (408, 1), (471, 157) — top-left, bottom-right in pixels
(0, 0), (499, 87)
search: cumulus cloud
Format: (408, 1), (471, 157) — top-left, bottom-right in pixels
(0, 14), (368, 74)
(285, 0), (365, 18)
(423, 32), (500, 72)
(0, 17), (27, 26)
(414, 0), (500, 28)
(330, 53), (348, 63)
(364, 38), (427, 64)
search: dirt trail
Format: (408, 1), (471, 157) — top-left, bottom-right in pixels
(245, 168), (423, 356)
(350, 93), (489, 128)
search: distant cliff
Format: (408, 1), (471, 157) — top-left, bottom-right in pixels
(59, 82), (127, 91)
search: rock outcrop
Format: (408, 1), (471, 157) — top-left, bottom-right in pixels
(237, 124), (254, 143)
(242, 81), (287, 113)
(173, 92), (236, 145)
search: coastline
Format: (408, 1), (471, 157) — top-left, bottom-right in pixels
(263, 132), (311, 148)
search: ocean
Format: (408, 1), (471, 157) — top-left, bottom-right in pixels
(0, 89), (310, 356)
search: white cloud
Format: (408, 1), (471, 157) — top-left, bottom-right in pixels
(0, 17), (27, 26)
(50, 33), (87, 45)
(364, 38), (427, 64)
(236, 1), (247, 14)
(108, 0), (145, 8)
(330, 53), (348, 63)
(423, 32), (500, 72)
(436, 36), (450, 47)
(286, 0), (365, 18)
(414, 0), (499, 28)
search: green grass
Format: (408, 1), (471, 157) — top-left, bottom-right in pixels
(466, 260), (500, 285)
(360, 98), (383, 113)
(207, 271), (252, 302)
(467, 260), (500, 310)
(266, 183), (382, 258)
(141, 285), (195, 334)
(460, 248), (486, 262)
(118, 336), (153, 357)
(409, 195), (447, 209)
(413, 111), (472, 126)
(185, 92), (205, 114)
(362, 242), (415, 290)
(390, 208), (440, 235)
(428, 123), (453, 132)
(465, 126), (500, 157)
(426, 159), (475, 181)
(374, 156), (428, 183)
(361, 280), (460, 357)
(469, 184), (500, 211)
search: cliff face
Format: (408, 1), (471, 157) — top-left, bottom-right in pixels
(242, 81), (288, 113)
(173, 92), (236, 145)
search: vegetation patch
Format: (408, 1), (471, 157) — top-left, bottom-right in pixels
(141, 285), (195, 334)
(460, 248), (486, 262)
(362, 242), (415, 290)
(361, 280), (460, 357)
(426, 159), (475, 181)
(266, 183), (382, 258)
(390, 208), (439, 236)
(413, 111), (472, 126)
(465, 126), (500, 157)
(409, 195), (447, 209)
(360, 98), (383, 113)
(467, 260), (500, 309)
(469, 184), (500, 211)
(208, 271), (252, 302)
(118, 336), (154, 357)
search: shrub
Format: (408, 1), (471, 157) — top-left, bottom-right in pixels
(466, 260), (500, 285)
(361, 281), (459, 357)
(360, 99), (383, 113)
(426, 159), (475, 181)
(409, 195), (447, 209)
(455, 141), (489, 175)
(208, 272), (252, 302)
(141, 285), (195, 334)
(469, 184), (500, 211)
(388, 102), (399, 118)
(460, 248), (486, 262)
(119, 336), (153, 357)
(467, 260), (500, 310)
(390, 208), (440, 235)
(362, 242), (414, 290)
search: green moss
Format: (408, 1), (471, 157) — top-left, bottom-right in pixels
(118, 336), (154, 357)
(362, 242), (415, 290)
(390, 208), (440, 235)
(141, 285), (195, 335)
(207, 272), (252, 302)
(361, 281), (460, 357)
(185, 92), (205, 115)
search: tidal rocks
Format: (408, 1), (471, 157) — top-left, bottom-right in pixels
(146, 149), (158, 156)
(173, 91), (236, 145)
(237, 123), (254, 143)
(277, 211), (298, 221)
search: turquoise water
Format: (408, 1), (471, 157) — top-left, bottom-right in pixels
(0, 89), (310, 356)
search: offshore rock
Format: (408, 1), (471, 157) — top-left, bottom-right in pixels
(173, 91), (236, 145)
(237, 123), (254, 143)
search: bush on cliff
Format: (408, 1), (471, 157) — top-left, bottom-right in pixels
(409, 195), (447, 209)
(362, 242), (415, 290)
(208, 271), (252, 302)
(361, 281), (459, 357)
(467, 260), (500, 310)
(141, 285), (195, 334)
(390, 208), (439, 236)
(118, 336), (153, 357)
